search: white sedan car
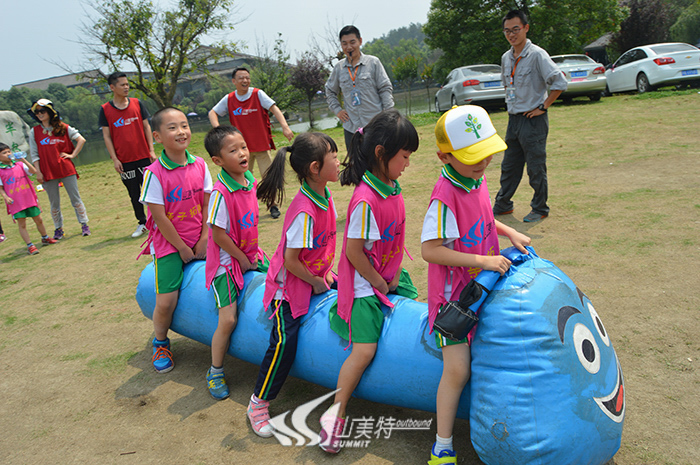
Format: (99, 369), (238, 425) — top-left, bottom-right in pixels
(551, 54), (607, 101)
(605, 42), (700, 93)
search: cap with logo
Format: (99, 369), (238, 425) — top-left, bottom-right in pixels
(435, 105), (507, 165)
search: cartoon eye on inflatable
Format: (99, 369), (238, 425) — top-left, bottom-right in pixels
(586, 301), (610, 347)
(573, 323), (600, 374)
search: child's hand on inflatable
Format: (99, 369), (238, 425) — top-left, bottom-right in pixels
(388, 272), (401, 292)
(509, 231), (531, 254)
(479, 255), (512, 275)
(311, 276), (329, 295)
(193, 237), (207, 260)
(240, 257), (256, 272)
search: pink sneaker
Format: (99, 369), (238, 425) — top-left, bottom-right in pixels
(247, 395), (274, 438)
(319, 407), (346, 454)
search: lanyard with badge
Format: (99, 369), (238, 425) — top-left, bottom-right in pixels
(505, 55), (522, 104)
(347, 64), (362, 106)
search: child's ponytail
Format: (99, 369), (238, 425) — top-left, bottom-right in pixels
(257, 146), (289, 210)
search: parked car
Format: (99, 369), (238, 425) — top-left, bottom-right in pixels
(551, 54), (607, 101)
(605, 42), (700, 93)
(435, 64), (505, 112)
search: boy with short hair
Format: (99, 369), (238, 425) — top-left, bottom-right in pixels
(421, 105), (531, 464)
(202, 125), (268, 399)
(0, 143), (57, 254)
(139, 107), (213, 373)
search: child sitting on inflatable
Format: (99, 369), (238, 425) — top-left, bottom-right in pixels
(421, 105), (531, 464)
(0, 143), (58, 254)
(203, 126), (269, 400)
(246, 133), (340, 438)
(139, 107), (213, 373)
(321, 109), (420, 454)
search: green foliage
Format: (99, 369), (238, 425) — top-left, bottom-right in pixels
(424, 0), (626, 77)
(84, 0), (237, 108)
(363, 31), (431, 81)
(0, 84), (105, 134)
(249, 33), (303, 113)
(614, 0), (672, 53)
(670, 1), (700, 45)
(393, 55), (421, 115)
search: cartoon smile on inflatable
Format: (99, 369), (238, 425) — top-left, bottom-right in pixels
(558, 288), (625, 423)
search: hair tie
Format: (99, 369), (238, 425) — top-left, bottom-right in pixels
(357, 127), (364, 135)
(287, 145), (294, 153)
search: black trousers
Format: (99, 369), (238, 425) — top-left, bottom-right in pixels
(120, 158), (151, 225)
(254, 300), (301, 401)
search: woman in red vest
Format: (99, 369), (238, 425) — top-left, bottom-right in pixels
(29, 99), (90, 239)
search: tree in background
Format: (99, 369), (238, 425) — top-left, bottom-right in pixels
(424, 0), (626, 80)
(614, 0), (673, 52)
(670, 2), (700, 45)
(250, 33), (303, 116)
(290, 53), (329, 129)
(82, 0), (237, 108)
(420, 63), (435, 112)
(393, 55), (421, 115)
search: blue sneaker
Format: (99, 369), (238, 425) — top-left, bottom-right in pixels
(428, 442), (457, 464)
(206, 368), (230, 400)
(152, 338), (174, 373)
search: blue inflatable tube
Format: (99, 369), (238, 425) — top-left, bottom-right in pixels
(136, 261), (470, 418)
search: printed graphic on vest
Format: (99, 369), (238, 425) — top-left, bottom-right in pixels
(113, 116), (141, 128)
(239, 210), (256, 229)
(232, 107), (259, 116)
(459, 216), (494, 248)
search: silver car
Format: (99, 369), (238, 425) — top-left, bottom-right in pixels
(551, 54), (607, 102)
(435, 64), (505, 112)
(605, 42), (700, 93)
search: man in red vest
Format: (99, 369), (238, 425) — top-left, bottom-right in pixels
(99, 72), (156, 237)
(208, 67), (293, 219)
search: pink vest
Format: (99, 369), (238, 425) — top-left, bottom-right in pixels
(142, 157), (208, 258)
(227, 88), (275, 153)
(0, 163), (39, 216)
(263, 189), (337, 319)
(204, 179), (266, 291)
(427, 176), (499, 334)
(336, 182), (406, 324)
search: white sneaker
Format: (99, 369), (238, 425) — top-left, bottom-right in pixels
(131, 224), (147, 238)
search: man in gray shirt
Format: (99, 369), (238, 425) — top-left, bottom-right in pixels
(493, 9), (567, 222)
(325, 25), (394, 150)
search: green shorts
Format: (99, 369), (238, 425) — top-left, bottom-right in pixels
(154, 252), (184, 294)
(13, 206), (41, 220)
(212, 272), (239, 308)
(329, 295), (384, 343)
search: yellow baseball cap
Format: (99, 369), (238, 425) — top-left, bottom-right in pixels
(435, 105), (507, 165)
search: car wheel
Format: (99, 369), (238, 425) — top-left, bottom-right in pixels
(435, 97), (441, 113)
(636, 73), (652, 93)
(603, 84), (612, 97)
(589, 93), (602, 102)
(451, 96), (457, 108)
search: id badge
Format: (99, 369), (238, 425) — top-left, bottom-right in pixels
(351, 89), (361, 106)
(505, 87), (516, 104)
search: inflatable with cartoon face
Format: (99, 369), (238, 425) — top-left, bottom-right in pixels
(470, 247), (624, 465)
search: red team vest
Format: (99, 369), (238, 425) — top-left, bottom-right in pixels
(32, 125), (77, 181)
(336, 182), (406, 323)
(101, 99), (150, 163)
(263, 189), (337, 319)
(141, 158), (208, 258)
(204, 179), (266, 292)
(0, 163), (39, 216)
(426, 175), (499, 334)
(227, 89), (276, 153)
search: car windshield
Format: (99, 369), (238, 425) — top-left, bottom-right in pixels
(552, 56), (593, 65)
(462, 65), (501, 75)
(649, 43), (698, 54)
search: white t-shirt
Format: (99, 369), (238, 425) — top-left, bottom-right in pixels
(211, 88), (275, 116)
(346, 201), (382, 298)
(421, 199), (461, 299)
